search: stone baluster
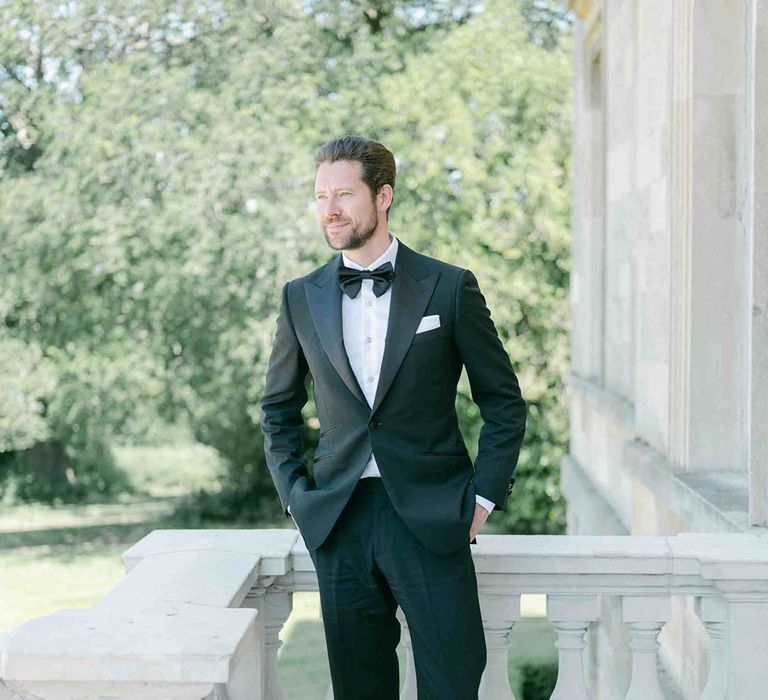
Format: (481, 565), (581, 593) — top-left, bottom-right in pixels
(621, 595), (670, 700)
(547, 594), (598, 700)
(243, 576), (293, 700)
(475, 590), (520, 700)
(695, 595), (726, 700)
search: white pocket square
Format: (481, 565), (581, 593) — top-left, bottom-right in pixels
(415, 314), (440, 334)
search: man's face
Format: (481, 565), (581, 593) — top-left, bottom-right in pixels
(314, 159), (380, 251)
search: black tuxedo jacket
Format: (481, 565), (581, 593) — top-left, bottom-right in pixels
(260, 239), (527, 556)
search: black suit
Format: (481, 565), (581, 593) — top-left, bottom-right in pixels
(260, 238), (526, 698)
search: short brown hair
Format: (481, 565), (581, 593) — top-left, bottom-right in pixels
(314, 135), (396, 219)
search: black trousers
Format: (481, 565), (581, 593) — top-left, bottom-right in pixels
(306, 476), (487, 700)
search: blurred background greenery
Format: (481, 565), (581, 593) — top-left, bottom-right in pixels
(1, 0), (572, 531)
(1, 0), (572, 695)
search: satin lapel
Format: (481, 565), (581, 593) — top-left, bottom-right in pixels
(304, 256), (369, 410)
(370, 241), (439, 415)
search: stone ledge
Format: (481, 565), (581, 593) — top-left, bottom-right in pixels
(0, 605), (257, 682)
(623, 438), (749, 532)
(121, 528), (299, 577)
(95, 549), (262, 610)
(0, 529), (299, 693)
(566, 371), (752, 535)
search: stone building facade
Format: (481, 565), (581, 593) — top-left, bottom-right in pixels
(564, 1), (768, 697)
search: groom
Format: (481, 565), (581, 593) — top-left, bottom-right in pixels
(260, 135), (527, 699)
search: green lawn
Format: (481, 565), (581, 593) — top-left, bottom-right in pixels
(0, 441), (557, 698)
(0, 442), (221, 631)
(0, 542), (127, 630)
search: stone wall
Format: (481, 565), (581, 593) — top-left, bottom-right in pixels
(564, 0), (766, 697)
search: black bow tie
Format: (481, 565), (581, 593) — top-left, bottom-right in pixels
(338, 261), (395, 299)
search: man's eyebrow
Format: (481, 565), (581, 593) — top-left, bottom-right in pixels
(314, 186), (353, 193)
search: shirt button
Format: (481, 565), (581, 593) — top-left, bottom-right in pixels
(365, 337), (372, 343)
(365, 300), (372, 307)
(367, 376), (375, 383)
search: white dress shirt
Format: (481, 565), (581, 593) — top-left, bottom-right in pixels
(290, 232), (494, 516)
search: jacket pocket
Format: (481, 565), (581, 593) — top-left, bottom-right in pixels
(314, 426), (336, 463)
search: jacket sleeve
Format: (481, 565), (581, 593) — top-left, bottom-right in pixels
(260, 280), (310, 518)
(453, 269), (527, 511)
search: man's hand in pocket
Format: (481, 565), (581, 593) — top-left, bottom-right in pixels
(469, 502), (491, 541)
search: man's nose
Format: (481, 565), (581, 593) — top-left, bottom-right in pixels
(325, 197), (342, 216)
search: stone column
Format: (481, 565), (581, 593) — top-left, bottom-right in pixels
(748, 0), (768, 525)
(478, 591), (521, 700)
(695, 594), (727, 700)
(620, 595), (671, 700)
(548, 595), (598, 700)
(243, 576), (293, 700)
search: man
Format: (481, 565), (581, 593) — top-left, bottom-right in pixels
(260, 135), (527, 699)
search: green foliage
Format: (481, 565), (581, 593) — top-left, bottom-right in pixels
(0, 437), (134, 505)
(0, 338), (54, 452)
(1, 0), (572, 531)
(520, 660), (559, 700)
(0, 338), (137, 504)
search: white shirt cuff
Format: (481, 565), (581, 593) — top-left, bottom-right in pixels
(475, 494), (495, 515)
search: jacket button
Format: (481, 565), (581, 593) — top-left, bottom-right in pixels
(370, 420), (381, 429)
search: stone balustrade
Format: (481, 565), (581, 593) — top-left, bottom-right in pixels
(3, 529), (768, 699)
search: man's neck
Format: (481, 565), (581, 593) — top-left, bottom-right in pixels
(343, 230), (392, 268)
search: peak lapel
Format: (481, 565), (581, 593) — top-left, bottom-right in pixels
(370, 241), (440, 415)
(304, 256), (369, 410)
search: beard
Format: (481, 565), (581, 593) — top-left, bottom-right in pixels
(322, 207), (379, 251)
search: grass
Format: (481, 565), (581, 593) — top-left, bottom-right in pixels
(0, 440), (219, 632)
(110, 441), (226, 497)
(0, 543), (127, 630)
(0, 438), (557, 698)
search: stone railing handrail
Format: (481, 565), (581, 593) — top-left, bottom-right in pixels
(3, 529), (768, 699)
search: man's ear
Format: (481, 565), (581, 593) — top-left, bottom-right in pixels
(377, 184), (394, 214)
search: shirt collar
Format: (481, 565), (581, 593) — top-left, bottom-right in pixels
(341, 232), (398, 271)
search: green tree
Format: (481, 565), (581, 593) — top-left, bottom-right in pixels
(1, 0), (571, 534)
